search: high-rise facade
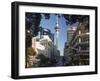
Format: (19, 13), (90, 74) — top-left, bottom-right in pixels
(55, 15), (60, 49)
(64, 16), (89, 66)
(40, 27), (54, 42)
(67, 27), (77, 43)
(69, 16), (89, 65)
(64, 26), (77, 65)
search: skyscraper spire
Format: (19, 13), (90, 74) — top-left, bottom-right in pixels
(55, 14), (60, 49)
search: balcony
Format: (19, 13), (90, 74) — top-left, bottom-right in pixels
(78, 50), (89, 53)
(72, 41), (89, 48)
(70, 33), (89, 46)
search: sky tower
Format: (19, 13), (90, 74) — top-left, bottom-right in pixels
(55, 14), (60, 49)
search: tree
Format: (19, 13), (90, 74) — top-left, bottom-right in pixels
(25, 13), (51, 48)
(27, 47), (36, 56)
(43, 13), (50, 19)
(26, 13), (41, 36)
(63, 14), (89, 25)
(26, 47), (37, 68)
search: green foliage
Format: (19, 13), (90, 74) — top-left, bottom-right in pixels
(27, 47), (36, 56)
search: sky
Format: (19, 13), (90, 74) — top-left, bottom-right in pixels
(40, 14), (68, 56)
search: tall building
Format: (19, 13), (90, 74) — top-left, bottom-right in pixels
(39, 35), (52, 58)
(55, 15), (60, 49)
(70, 17), (89, 65)
(67, 26), (77, 43)
(32, 27), (60, 63)
(40, 27), (54, 42)
(64, 16), (89, 66)
(64, 26), (77, 65)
